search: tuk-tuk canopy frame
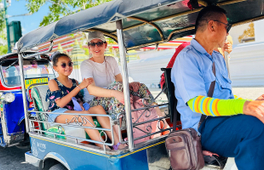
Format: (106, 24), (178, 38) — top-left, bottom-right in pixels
(17, 0), (264, 152)
(17, 0), (264, 52)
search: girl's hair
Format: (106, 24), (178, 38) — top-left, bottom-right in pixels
(51, 51), (71, 66)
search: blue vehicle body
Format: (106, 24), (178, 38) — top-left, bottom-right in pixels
(26, 134), (168, 170)
(0, 91), (26, 147)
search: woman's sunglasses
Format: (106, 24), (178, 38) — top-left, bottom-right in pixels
(88, 41), (106, 47)
(61, 62), (73, 68)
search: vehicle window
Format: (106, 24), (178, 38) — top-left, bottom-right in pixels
(1, 59), (55, 87)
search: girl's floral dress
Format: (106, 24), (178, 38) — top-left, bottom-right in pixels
(46, 78), (83, 111)
(89, 81), (154, 120)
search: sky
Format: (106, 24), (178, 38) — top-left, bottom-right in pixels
(7, 0), (50, 35)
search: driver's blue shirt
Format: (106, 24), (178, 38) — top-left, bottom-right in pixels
(171, 39), (234, 131)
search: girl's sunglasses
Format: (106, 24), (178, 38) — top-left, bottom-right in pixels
(88, 41), (106, 47)
(61, 62), (73, 68)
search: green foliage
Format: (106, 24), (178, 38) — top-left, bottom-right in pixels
(0, 10), (5, 32)
(0, 28), (8, 55)
(0, 45), (8, 55)
(24, 0), (113, 27)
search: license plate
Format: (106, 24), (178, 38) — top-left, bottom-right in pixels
(25, 78), (49, 89)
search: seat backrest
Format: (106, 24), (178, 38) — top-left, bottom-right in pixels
(31, 85), (49, 112)
(161, 68), (181, 125)
(31, 85), (50, 131)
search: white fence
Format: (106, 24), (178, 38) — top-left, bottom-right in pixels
(127, 49), (175, 87)
(229, 41), (264, 87)
(127, 42), (264, 88)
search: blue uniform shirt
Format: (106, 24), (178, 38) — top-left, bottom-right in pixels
(171, 39), (234, 131)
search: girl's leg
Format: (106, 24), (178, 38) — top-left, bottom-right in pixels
(55, 110), (109, 149)
(88, 105), (126, 149)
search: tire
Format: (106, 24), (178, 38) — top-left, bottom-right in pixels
(49, 163), (68, 170)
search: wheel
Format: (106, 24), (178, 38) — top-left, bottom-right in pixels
(49, 163), (68, 170)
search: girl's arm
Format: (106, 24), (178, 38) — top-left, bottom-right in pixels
(48, 79), (89, 108)
(87, 79), (124, 104)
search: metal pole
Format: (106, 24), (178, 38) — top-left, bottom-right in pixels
(18, 53), (29, 133)
(224, 51), (231, 79)
(116, 20), (134, 150)
(4, 0), (11, 53)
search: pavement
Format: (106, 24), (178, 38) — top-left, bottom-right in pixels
(0, 145), (37, 170)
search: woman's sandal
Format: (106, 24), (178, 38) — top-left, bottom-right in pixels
(113, 142), (127, 150)
(113, 142), (121, 150)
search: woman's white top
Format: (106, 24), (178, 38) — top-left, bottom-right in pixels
(80, 56), (121, 102)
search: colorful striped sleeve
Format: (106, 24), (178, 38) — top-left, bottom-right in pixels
(234, 95), (252, 101)
(187, 96), (247, 116)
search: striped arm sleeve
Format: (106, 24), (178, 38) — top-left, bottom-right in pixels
(187, 96), (247, 116)
(234, 95), (252, 101)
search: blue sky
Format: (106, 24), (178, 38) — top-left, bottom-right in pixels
(7, 0), (49, 35)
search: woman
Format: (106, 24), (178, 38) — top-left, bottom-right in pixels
(80, 31), (168, 126)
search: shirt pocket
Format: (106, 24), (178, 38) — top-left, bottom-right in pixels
(218, 72), (232, 89)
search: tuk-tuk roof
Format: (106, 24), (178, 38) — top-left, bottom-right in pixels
(17, 0), (264, 52)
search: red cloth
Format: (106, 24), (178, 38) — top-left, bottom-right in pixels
(160, 42), (191, 89)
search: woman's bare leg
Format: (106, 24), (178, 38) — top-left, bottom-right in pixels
(89, 106), (126, 149)
(88, 106), (126, 149)
(55, 110), (109, 149)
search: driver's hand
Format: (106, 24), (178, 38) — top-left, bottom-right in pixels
(243, 101), (264, 123)
(256, 94), (264, 101)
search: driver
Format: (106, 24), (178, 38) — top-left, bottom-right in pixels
(172, 5), (264, 169)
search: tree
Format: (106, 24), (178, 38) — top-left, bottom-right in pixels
(24, 0), (113, 27)
(0, 9), (8, 55)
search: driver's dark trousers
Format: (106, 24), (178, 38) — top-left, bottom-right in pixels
(199, 115), (264, 170)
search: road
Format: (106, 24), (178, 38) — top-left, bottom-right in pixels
(0, 146), (37, 170)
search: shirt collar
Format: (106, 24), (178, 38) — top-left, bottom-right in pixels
(190, 39), (213, 60)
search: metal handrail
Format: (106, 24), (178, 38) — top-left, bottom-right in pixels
(21, 41), (54, 59)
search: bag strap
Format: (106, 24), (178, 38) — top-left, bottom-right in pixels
(199, 62), (216, 127)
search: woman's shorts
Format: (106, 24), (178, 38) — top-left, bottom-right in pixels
(49, 108), (68, 122)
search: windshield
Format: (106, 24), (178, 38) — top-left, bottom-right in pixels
(0, 59), (55, 87)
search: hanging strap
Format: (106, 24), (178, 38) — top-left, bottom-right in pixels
(198, 62), (216, 128)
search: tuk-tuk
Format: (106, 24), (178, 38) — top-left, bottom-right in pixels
(0, 52), (54, 148)
(16, 0), (264, 169)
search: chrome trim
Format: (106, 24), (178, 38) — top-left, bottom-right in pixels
(28, 112), (115, 147)
(22, 42), (53, 59)
(0, 90), (21, 92)
(43, 152), (70, 170)
(25, 151), (41, 168)
(18, 53), (29, 133)
(116, 20), (134, 151)
(224, 51), (231, 79)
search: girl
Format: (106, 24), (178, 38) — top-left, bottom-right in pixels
(46, 52), (126, 150)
